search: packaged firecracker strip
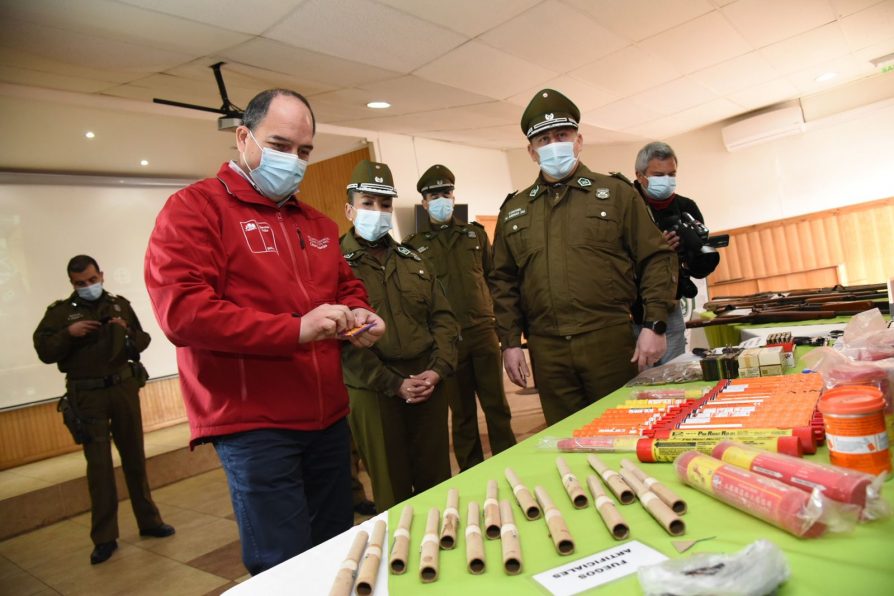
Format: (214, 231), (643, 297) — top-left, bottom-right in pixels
(675, 452), (859, 537)
(712, 440), (891, 520)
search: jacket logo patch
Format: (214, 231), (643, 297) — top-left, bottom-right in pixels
(240, 220), (278, 254)
(504, 207), (527, 222)
(578, 177), (591, 187)
(545, 113), (554, 120)
(307, 236), (329, 250)
(596, 188), (610, 199)
(374, 176), (383, 183)
(67, 313), (83, 321)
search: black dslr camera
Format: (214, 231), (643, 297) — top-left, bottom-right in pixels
(659, 212), (729, 263)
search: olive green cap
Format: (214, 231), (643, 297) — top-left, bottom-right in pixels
(520, 88), (580, 139)
(417, 164), (455, 194)
(346, 159), (397, 196)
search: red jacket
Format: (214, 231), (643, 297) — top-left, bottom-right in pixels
(145, 163), (370, 446)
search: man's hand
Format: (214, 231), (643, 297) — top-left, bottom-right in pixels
(344, 308), (386, 348)
(502, 347), (530, 388)
(108, 317), (128, 330)
(662, 230), (682, 252)
(68, 320), (101, 337)
(398, 374), (435, 405)
(298, 304), (355, 344)
(631, 328), (667, 371)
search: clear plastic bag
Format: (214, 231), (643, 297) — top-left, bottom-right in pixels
(537, 435), (639, 453)
(836, 308), (894, 361)
(625, 360), (704, 385)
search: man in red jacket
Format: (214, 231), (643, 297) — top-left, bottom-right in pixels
(145, 88), (384, 575)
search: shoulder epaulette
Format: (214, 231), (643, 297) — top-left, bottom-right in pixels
(395, 245), (422, 261)
(47, 299), (64, 310)
(609, 171), (634, 186)
(470, 221), (484, 230)
(499, 190), (518, 208)
(403, 232), (418, 243)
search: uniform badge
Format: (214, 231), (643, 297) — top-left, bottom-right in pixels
(417, 245), (429, 253)
(467, 231), (476, 238)
(504, 207), (527, 222)
(374, 176), (383, 183)
(397, 246), (421, 261)
(596, 188), (610, 199)
(529, 185), (539, 197)
(114, 304), (122, 312)
(343, 251), (355, 260)
(67, 313), (84, 321)
(578, 177), (591, 187)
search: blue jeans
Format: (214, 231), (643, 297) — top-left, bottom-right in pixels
(213, 419), (353, 575)
(633, 301), (687, 365)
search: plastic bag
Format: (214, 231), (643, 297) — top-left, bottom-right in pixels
(836, 308), (894, 361)
(537, 436), (639, 453)
(638, 540), (790, 596)
(626, 360), (704, 385)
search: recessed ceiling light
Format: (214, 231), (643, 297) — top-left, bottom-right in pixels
(140, 159), (149, 167)
(85, 131), (95, 139)
(815, 72), (837, 82)
(366, 101), (391, 109)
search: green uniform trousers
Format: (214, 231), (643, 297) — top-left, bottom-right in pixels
(447, 324), (516, 470)
(73, 377), (163, 545)
(347, 356), (451, 512)
(527, 322), (639, 426)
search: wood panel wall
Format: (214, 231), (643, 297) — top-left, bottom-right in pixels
(300, 146), (372, 237)
(708, 197), (893, 298)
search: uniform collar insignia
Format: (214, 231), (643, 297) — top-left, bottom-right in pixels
(577, 177), (591, 187)
(529, 185), (539, 197)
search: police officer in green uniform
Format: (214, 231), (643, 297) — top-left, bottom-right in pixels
(340, 160), (459, 511)
(33, 255), (174, 565)
(490, 89), (678, 426)
(404, 165), (516, 470)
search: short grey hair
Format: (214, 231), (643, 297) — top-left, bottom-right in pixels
(635, 141), (677, 175)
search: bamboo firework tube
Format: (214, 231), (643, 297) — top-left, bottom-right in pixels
(484, 480), (502, 539)
(355, 520), (386, 596)
(499, 500), (523, 575)
(587, 454), (635, 504)
(439, 488), (460, 549)
(556, 456), (589, 509)
(328, 530), (368, 596)
(419, 507), (441, 583)
(389, 506), (414, 575)
(586, 475), (630, 540)
(505, 467), (542, 520)
(534, 486), (575, 555)
(465, 501), (486, 574)
(620, 467), (685, 536)
(620, 458), (688, 514)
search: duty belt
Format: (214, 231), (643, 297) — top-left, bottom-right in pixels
(67, 365), (134, 391)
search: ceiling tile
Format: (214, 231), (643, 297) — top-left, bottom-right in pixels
(581, 98), (664, 130)
(418, 124), (523, 150)
(101, 71), (265, 110)
(0, 65), (117, 94)
(839, 0), (894, 51)
(116, 0), (307, 35)
(565, 0), (715, 41)
(505, 76), (618, 112)
(1, 0), (252, 55)
(689, 52), (782, 95)
(376, 0), (539, 37)
(628, 76), (718, 115)
(340, 101), (520, 134)
(829, 0), (887, 18)
(414, 41), (557, 100)
(577, 124), (649, 146)
(479, 0), (628, 71)
(0, 47), (138, 84)
(785, 55), (877, 95)
(638, 11), (753, 74)
(570, 45), (681, 98)
(721, 0), (836, 48)
(354, 76), (494, 114)
(725, 78), (801, 110)
(163, 59), (338, 98)
(623, 98), (742, 138)
(759, 23), (851, 74)
(853, 38), (894, 65)
(264, 0), (467, 73)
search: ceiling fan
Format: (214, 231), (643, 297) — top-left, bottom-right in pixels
(153, 62), (244, 131)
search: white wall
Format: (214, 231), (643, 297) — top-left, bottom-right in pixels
(505, 100), (894, 232)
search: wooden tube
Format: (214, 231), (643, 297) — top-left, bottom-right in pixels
(534, 485), (575, 555)
(620, 458), (688, 514)
(587, 454), (635, 504)
(465, 501), (486, 574)
(556, 457), (589, 509)
(389, 506), (414, 575)
(586, 475), (630, 540)
(499, 500), (523, 575)
(419, 507), (441, 583)
(439, 488), (460, 549)
(328, 529), (367, 596)
(355, 520), (386, 596)
(484, 479), (502, 539)
(505, 467), (542, 520)
(620, 467), (686, 536)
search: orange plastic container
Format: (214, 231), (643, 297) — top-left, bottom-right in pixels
(818, 386), (891, 477)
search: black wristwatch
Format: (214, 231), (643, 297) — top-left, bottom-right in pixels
(643, 320), (667, 335)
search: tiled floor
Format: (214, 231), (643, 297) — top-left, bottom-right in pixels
(0, 382), (547, 596)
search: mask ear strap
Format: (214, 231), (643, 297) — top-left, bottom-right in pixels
(241, 129), (262, 174)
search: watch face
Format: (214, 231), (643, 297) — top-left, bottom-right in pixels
(652, 321), (667, 334)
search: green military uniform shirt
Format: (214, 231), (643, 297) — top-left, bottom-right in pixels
(403, 219), (494, 330)
(490, 163), (678, 348)
(340, 232), (459, 393)
(33, 291), (151, 379)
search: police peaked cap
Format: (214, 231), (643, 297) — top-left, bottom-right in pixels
(417, 164), (455, 194)
(520, 88), (581, 139)
(346, 160), (397, 196)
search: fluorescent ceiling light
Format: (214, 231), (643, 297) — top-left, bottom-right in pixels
(85, 131), (95, 139)
(140, 159), (149, 166)
(366, 101), (391, 109)
(815, 72), (837, 83)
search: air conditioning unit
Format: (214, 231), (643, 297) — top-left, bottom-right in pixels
(720, 106), (805, 152)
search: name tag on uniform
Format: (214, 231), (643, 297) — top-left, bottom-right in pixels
(505, 207), (527, 222)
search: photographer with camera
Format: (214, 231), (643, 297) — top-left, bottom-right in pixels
(633, 142), (722, 364)
(33, 255), (173, 565)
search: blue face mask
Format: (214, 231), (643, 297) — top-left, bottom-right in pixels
(427, 197), (454, 223)
(77, 282), (103, 302)
(243, 130), (308, 201)
(646, 175), (676, 200)
(536, 141), (578, 179)
(353, 208), (393, 242)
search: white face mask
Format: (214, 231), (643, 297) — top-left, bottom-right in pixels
(646, 175), (676, 200)
(427, 197), (454, 223)
(77, 282), (103, 301)
(353, 208), (393, 242)
(536, 141), (578, 179)
(242, 130), (308, 201)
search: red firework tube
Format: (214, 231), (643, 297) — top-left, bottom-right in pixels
(675, 451), (827, 538)
(712, 441), (874, 508)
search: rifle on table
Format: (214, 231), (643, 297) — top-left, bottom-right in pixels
(704, 287), (889, 313)
(686, 300), (888, 329)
